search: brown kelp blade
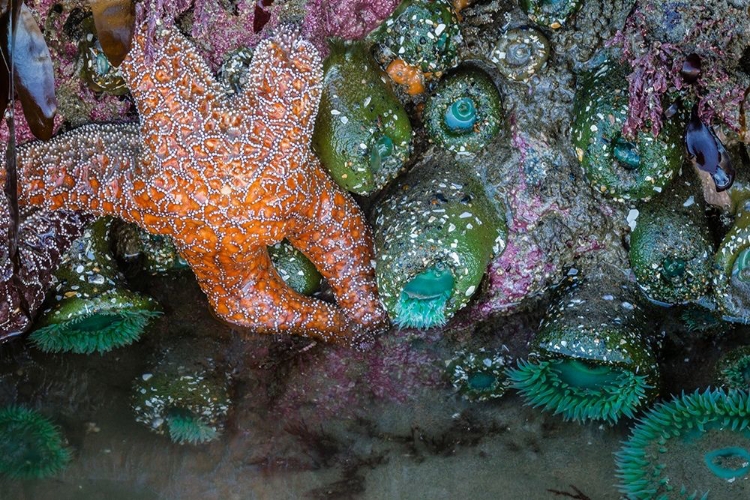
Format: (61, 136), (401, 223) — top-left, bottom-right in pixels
(13, 4), (57, 140)
(89, 0), (135, 67)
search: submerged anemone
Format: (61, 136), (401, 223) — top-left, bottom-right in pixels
(424, 67), (503, 153)
(489, 26), (550, 82)
(446, 348), (511, 401)
(30, 218), (161, 354)
(616, 389), (750, 499)
(78, 16), (129, 95)
(629, 172), (713, 305)
(717, 346), (750, 391)
(508, 272), (659, 423)
(0, 407), (70, 479)
(572, 62), (685, 202)
(372, 159), (507, 329)
(312, 41), (412, 195)
(132, 340), (231, 445)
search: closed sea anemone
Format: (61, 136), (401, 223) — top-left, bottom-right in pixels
(717, 346), (750, 391)
(616, 388), (750, 499)
(446, 348), (511, 402)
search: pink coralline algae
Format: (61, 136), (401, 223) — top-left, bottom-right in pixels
(275, 328), (443, 423)
(609, 1), (748, 137)
(303, 0), (401, 54)
(138, 0), (400, 67)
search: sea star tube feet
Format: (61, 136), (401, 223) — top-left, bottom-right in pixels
(11, 23), (389, 343)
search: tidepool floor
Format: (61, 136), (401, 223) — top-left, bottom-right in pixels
(0, 269), (741, 500)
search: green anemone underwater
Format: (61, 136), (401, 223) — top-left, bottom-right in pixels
(616, 388), (750, 499)
(717, 346), (750, 391)
(0, 406), (71, 479)
(508, 357), (652, 423)
(30, 217), (162, 354)
(132, 340), (231, 445)
(508, 272), (659, 423)
(446, 348), (511, 402)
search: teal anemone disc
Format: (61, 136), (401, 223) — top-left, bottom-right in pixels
(616, 389), (750, 499)
(395, 265), (455, 329)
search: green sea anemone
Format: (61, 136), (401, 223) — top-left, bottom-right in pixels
(507, 272), (659, 423)
(424, 67), (503, 153)
(572, 62), (685, 202)
(312, 41), (412, 195)
(268, 240), (323, 296)
(446, 348), (511, 401)
(113, 221), (188, 274)
(616, 388), (750, 499)
(717, 346), (750, 390)
(369, 0), (462, 76)
(520, 0), (583, 28)
(372, 159), (507, 329)
(30, 218), (161, 354)
(0, 406), (71, 479)
(490, 26), (550, 82)
(629, 173), (713, 305)
(132, 341), (230, 445)
(714, 205), (750, 324)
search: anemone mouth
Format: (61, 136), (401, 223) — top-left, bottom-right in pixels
(30, 309), (162, 354)
(369, 135), (394, 173)
(612, 136), (640, 170)
(0, 407), (71, 479)
(616, 389), (750, 500)
(444, 97), (477, 133)
(447, 349), (510, 402)
(166, 409), (219, 445)
(732, 247), (750, 283)
(394, 266), (455, 329)
(508, 358), (652, 423)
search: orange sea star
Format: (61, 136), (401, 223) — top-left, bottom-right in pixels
(10, 23), (389, 343)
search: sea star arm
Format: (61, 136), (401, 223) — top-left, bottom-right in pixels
(287, 163), (389, 334)
(243, 26), (323, 140)
(15, 123), (141, 219)
(205, 245), (366, 343)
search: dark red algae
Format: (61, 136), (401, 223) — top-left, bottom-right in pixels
(685, 104), (735, 192)
(254, 0), (273, 33)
